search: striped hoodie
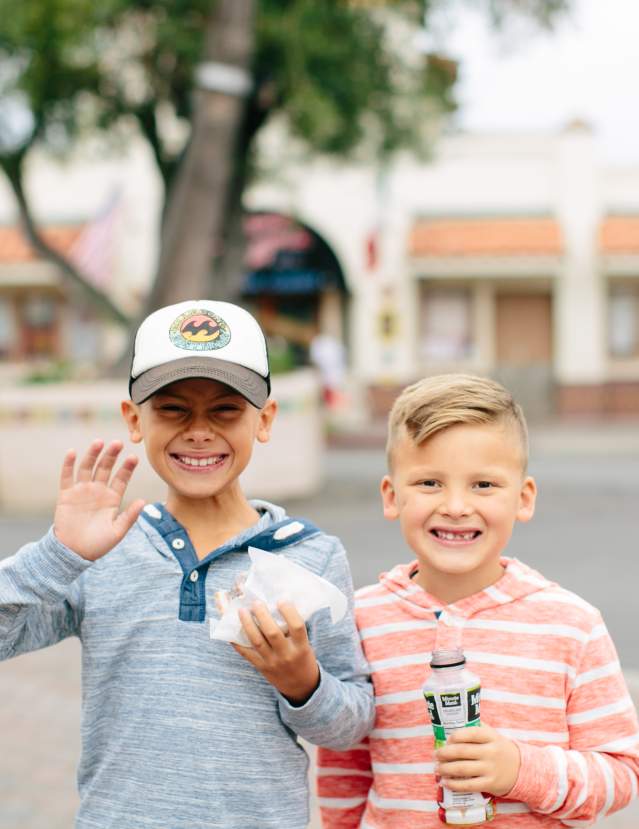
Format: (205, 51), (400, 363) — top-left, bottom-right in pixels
(317, 557), (639, 827)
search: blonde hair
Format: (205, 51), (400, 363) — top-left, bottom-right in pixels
(386, 374), (529, 467)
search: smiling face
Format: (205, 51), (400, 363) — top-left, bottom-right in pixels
(121, 377), (276, 511)
(381, 420), (536, 604)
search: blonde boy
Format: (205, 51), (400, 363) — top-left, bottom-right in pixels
(318, 374), (639, 827)
(0, 300), (373, 829)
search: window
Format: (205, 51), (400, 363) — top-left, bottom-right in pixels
(21, 294), (58, 358)
(608, 284), (639, 358)
(420, 287), (473, 361)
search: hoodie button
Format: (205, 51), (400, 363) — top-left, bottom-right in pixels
(189, 570), (199, 583)
(172, 538), (185, 550)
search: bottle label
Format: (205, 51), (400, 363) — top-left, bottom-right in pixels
(424, 683), (494, 823)
(424, 685), (481, 747)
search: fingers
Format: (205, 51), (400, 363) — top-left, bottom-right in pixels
(93, 440), (125, 483)
(437, 759), (485, 780)
(113, 498), (146, 540)
(436, 737), (489, 770)
(440, 775), (490, 793)
(238, 607), (271, 654)
(59, 449), (77, 490)
(277, 602), (308, 645)
(232, 642), (261, 667)
(447, 726), (490, 744)
(60, 439), (139, 492)
(109, 455), (140, 497)
(237, 602), (302, 652)
(76, 439), (106, 482)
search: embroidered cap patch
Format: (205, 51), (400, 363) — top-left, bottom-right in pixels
(169, 309), (231, 351)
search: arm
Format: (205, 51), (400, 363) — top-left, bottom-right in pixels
(316, 740), (374, 829)
(0, 530), (88, 659)
(276, 539), (375, 749)
(234, 538), (375, 749)
(506, 616), (639, 825)
(0, 440), (144, 660)
(437, 615), (639, 826)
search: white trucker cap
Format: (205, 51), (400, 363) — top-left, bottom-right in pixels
(129, 300), (270, 407)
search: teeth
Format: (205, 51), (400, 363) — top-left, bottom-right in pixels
(436, 530), (476, 541)
(177, 455), (221, 467)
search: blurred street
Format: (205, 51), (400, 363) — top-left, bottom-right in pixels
(1, 440), (639, 828)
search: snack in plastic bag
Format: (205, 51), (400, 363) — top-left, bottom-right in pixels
(210, 546), (348, 646)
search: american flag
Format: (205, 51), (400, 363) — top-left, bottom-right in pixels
(69, 190), (120, 288)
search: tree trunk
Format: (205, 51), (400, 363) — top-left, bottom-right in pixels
(213, 82), (274, 302)
(144, 0), (256, 310)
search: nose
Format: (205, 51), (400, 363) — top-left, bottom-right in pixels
(438, 488), (472, 519)
(182, 412), (214, 443)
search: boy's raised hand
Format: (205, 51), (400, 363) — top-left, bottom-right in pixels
(435, 723), (521, 797)
(233, 601), (321, 705)
(54, 439), (145, 561)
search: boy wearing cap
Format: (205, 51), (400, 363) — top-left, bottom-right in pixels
(0, 300), (374, 829)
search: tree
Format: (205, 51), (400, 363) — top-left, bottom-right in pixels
(0, 0), (571, 328)
(0, 0), (130, 323)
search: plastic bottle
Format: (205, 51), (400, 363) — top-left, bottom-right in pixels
(423, 648), (495, 825)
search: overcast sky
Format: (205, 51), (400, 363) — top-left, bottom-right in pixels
(435, 0), (639, 166)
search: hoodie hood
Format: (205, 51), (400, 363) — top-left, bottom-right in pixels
(379, 557), (555, 621)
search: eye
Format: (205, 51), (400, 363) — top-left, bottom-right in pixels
(419, 479), (439, 489)
(474, 480), (494, 490)
(211, 403), (243, 417)
(159, 404), (187, 414)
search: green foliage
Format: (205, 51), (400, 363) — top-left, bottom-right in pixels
(0, 0), (572, 170)
(0, 0), (102, 149)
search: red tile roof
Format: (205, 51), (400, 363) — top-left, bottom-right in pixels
(600, 217), (639, 254)
(409, 217), (563, 257)
(0, 225), (83, 264)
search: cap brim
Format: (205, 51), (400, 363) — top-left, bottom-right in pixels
(130, 357), (269, 408)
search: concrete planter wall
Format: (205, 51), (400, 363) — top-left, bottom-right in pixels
(0, 369), (322, 514)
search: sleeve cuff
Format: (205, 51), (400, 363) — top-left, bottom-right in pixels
(277, 662), (329, 719)
(31, 527), (92, 599)
(506, 741), (559, 811)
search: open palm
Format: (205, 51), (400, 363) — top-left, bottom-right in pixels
(54, 439), (145, 561)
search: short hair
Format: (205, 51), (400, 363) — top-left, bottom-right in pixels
(386, 373), (529, 468)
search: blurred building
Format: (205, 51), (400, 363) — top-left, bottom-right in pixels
(0, 136), (161, 376)
(249, 121), (639, 419)
(3, 122), (639, 419)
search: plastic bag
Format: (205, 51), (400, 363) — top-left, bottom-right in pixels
(210, 546), (348, 646)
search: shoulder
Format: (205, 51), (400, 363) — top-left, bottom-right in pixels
(283, 527), (347, 576)
(518, 581), (604, 632)
(250, 510), (346, 578)
(352, 581), (403, 632)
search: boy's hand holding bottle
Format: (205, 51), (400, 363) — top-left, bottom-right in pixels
(54, 439), (145, 561)
(435, 724), (521, 797)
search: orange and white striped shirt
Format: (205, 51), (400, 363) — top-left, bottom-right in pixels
(317, 557), (639, 828)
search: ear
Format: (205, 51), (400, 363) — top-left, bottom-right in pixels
(121, 400), (144, 444)
(381, 474), (399, 521)
(256, 398), (277, 444)
(516, 475), (537, 523)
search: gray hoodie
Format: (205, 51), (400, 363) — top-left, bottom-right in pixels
(0, 500), (374, 828)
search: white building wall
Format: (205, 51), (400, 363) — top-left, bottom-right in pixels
(554, 125), (606, 385)
(603, 168), (639, 211)
(392, 134), (556, 215)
